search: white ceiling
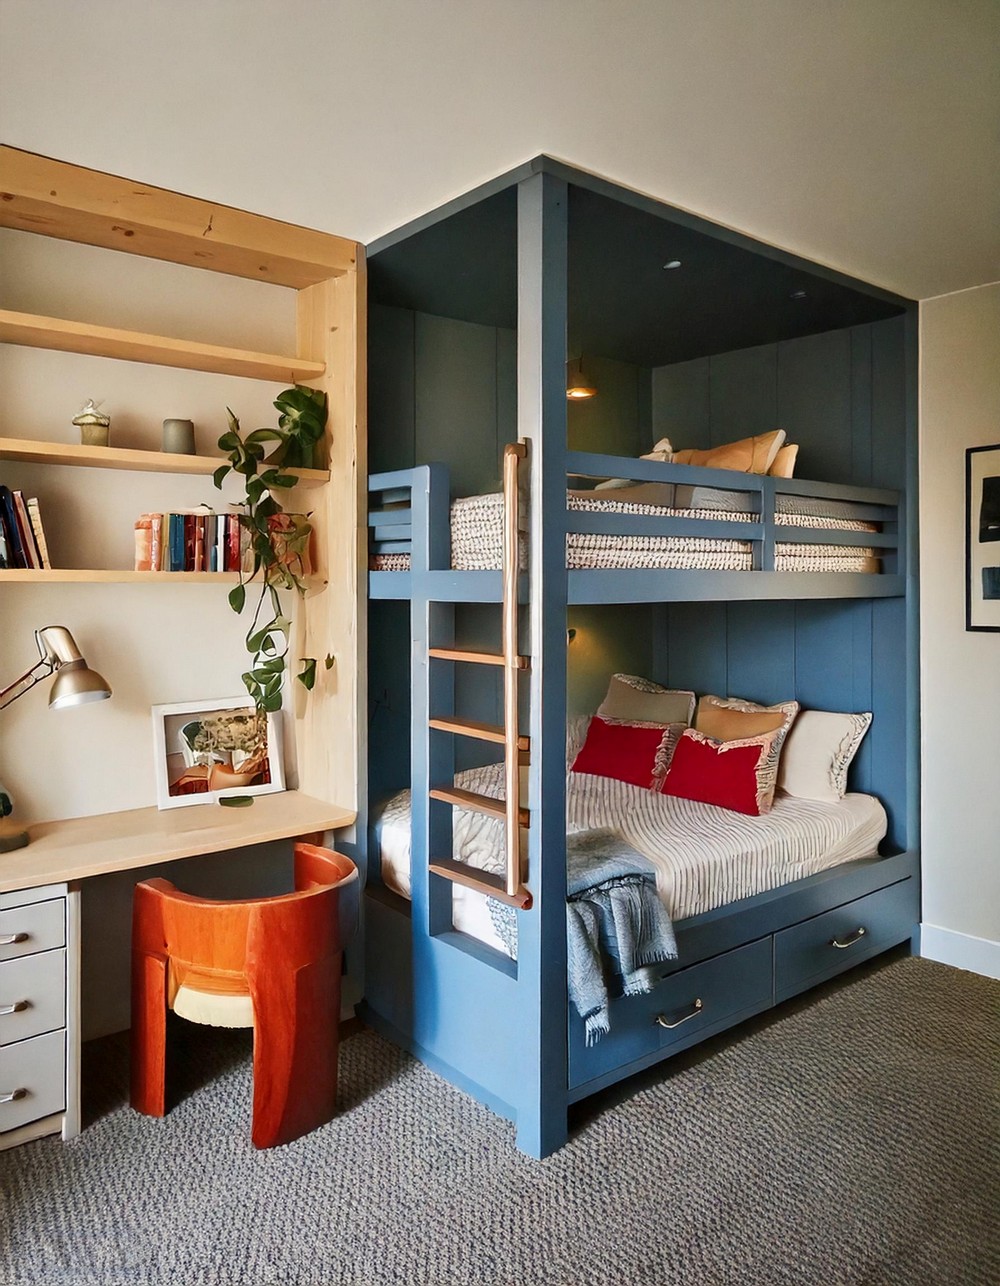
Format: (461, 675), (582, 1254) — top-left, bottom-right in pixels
(1, 0), (997, 301)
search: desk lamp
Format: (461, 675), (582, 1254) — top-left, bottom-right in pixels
(0, 626), (112, 852)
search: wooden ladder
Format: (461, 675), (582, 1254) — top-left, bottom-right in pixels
(427, 442), (533, 909)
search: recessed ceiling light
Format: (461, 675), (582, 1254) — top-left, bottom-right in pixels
(663, 259), (682, 270)
(790, 289), (808, 300)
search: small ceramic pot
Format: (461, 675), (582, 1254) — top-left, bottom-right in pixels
(162, 418), (196, 454)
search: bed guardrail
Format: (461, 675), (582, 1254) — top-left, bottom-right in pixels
(368, 452), (902, 582)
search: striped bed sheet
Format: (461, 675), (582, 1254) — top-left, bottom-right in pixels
(375, 761), (888, 959)
(370, 489), (882, 574)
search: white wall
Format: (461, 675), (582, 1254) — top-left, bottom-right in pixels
(919, 283), (1000, 978)
(1, 0), (997, 301)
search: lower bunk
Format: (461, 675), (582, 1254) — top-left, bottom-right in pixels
(360, 780), (919, 1154)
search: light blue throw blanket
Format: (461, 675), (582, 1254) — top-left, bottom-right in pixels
(565, 828), (677, 1045)
(488, 828), (677, 1045)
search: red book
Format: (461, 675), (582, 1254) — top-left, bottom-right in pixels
(226, 514), (241, 572)
(183, 515), (196, 570)
(193, 515), (205, 572)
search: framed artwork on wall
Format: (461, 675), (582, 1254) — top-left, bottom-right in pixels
(966, 443), (1000, 632)
(151, 697), (284, 809)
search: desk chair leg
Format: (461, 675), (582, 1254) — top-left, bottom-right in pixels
(130, 948), (169, 1117)
(248, 952), (342, 1149)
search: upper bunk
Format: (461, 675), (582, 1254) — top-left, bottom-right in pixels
(366, 157), (916, 609)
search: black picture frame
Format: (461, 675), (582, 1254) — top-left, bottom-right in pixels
(966, 443), (1000, 632)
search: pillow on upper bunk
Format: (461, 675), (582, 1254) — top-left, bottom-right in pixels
(598, 674), (696, 727)
(768, 443), (799, 478)
(670, 429), (786, 475)
(570, 716), (676, 790)
(777, 709), (872, 801)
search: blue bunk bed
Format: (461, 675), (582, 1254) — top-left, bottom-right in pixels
(360, 158), (919, 1158)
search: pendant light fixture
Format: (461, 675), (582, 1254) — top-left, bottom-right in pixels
(566, 356), (597, 401)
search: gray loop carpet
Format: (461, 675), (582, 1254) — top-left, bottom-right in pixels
(1, 954), (997, 1285)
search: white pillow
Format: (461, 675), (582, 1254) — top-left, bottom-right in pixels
(777, 710), (872, 801)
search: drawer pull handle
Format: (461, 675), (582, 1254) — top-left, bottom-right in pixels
(831, 926), (867, 949)
(0, 1088), (27, 1104)
(0, 933), (29, 947)
(655, 998), (704, 1030)
(0, 1000), (29, 1016)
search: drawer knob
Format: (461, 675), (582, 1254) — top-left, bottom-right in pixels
(655, 998), (704, 1030)
(0, 999), (29, 1016)
(0, 933), (29, 947)
(0, 1087), (27, 1104)
(830, 926), (867, 949)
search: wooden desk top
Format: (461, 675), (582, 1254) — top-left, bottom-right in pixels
(0, 791), (357, 894)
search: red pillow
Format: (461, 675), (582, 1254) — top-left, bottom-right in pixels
(570, 716), (666, 790)
(656, 728), (769, 815)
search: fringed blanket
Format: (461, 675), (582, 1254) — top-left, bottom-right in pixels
(489, 828), (677, 1045)
(564, 829), (677, 1045)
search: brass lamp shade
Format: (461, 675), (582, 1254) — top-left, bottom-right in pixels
(566, 357), (597, 401)
(49, 664), (112, 709)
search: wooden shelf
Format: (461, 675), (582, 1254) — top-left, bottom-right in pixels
(0, 791), (357, 895)
(0, 310), (326, 383)
(0, 569), (242, 583)
(0, 436), (329, 486)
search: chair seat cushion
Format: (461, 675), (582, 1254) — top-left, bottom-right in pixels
(172, 984), (254, 1029)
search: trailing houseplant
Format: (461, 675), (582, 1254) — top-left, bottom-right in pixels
(213, 385), (330, 719)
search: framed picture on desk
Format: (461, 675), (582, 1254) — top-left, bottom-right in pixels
(151, 697), (285, 809)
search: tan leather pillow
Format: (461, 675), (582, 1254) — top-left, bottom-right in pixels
(671, 429), (786, 475)
(695, 702), (785, 741)
(768, 443), (799, 478)
(599, 674), (695, 726)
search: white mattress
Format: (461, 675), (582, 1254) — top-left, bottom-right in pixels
(375, 761), (887, 957)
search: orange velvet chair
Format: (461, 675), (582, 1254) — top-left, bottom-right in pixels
(130, 842), (358, 1149)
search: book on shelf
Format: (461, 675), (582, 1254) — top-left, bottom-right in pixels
(0, 486), (51, 569)
(134, 509), (249, 573)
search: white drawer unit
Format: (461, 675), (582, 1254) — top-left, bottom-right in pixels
(0, 949), (67, 1046)
(0, 897), (66, 962)
(0, 883), (79, 1151)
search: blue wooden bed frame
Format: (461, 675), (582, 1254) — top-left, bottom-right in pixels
(359, 160), (919, 1159)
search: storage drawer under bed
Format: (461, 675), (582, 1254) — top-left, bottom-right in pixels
(773, 877), (917, 1003)
(570, 936), (773, 1090)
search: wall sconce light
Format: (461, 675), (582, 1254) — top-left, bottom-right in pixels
(0, 626), (112, 851)
(566, 358), (597, 401)
(566, 628), (577, 645)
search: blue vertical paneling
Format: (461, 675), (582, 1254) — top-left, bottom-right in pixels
(368, 601), (413, 802)
(870, 599), (907, 851)
(870, 316), (906, 490)
(567, 355), (643, 457)
(416, 314), (500, 497)
(496, 326), (518, 466)
(369, 305), (415, 475)
(651, 357), (710, 448)
(725, 602), (796, 703)
(777, 329), (852, 483)
(709, 345), (777, 444)
(850, 326), (873, 486)
(566, 604), (654, 714)
(453, 603), (503, 769)
(662, 603), (728, 695)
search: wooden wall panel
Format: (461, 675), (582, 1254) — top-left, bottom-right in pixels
(416, 314), (499, 497)
(651, 357), (710, 448)
(725, 601), (796, 703)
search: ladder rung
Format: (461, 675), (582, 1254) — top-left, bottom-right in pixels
(430, 786), (530, 828)
(429, 716), (530, 751)
(429, 859), (532, 909)
(428, 646), (529, 669)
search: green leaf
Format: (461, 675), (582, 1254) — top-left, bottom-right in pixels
(298, 658), (317, 690)
(228, 584), (246, 614)
(324, 654), (335, 670)
(212, 464), (230, 490)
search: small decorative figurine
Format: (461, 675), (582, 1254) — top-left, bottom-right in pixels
(73, 399), (111, 447)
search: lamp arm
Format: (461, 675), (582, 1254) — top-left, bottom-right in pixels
(0, 658), (55, 711)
